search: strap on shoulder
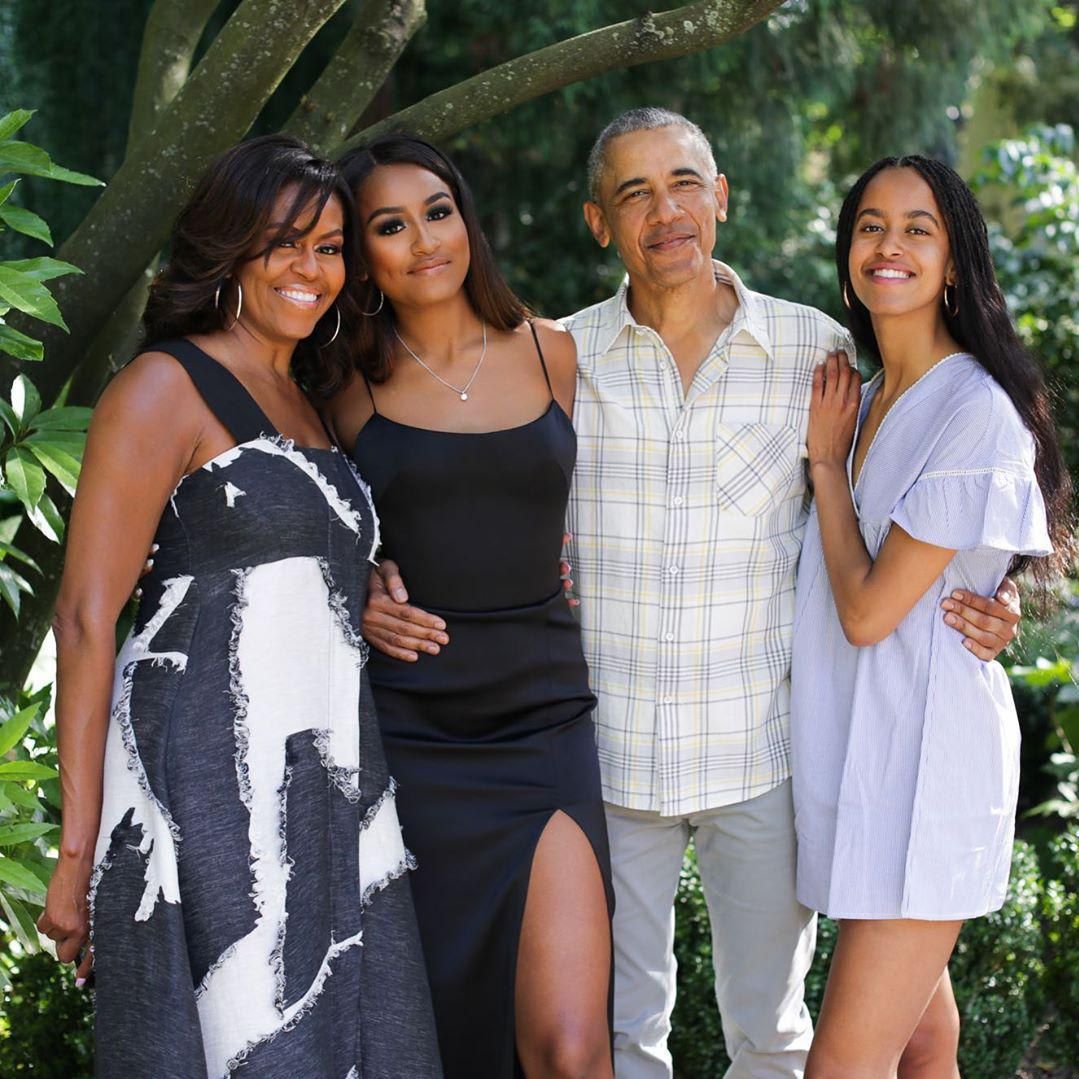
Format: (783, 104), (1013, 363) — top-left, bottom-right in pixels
(527, 320), (554, 400)
(145, 339), (279, 445)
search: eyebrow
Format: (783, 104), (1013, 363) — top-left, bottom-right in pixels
(614, 167), (705, 198)
(856, 207), (941, 227)
(365, 191), (452, 225)
(265, 223), (345, 239)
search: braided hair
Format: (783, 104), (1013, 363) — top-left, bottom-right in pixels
(836, 155), (1073, 593)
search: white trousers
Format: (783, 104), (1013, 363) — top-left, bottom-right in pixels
(607, 779), (815, 1079)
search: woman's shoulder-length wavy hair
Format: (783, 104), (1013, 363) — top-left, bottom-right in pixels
(337, 132), (529, 383)
(141, 133), (361, 396)
(835, 154), (1074, 596)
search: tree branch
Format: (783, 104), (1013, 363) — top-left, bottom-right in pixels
(283, 0), (426, 154)
(342, 0), (783, 149)
(6, 0), (349, 408)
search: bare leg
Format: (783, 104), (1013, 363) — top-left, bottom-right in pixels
(515, 810), (613, 1079)
(897, 969), (961, 1079)
(807, 918), (962, 1079)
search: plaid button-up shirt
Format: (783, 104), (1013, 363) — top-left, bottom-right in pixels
(563, 263), (855, 815)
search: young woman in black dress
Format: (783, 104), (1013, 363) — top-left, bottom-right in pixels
(321, 135), (613, 1079)
(38, 136), (441, 1078)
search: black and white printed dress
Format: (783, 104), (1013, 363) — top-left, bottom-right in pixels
(88, 340), (442, 1079)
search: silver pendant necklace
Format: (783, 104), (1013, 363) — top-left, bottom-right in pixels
(394, 322), (487, 401)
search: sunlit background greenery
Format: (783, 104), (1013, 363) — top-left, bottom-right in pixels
(1, 2), (1077, 1076)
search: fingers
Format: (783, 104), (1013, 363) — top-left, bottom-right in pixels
(379, 559), (408, 604)
(996, 576), (1021, 616)
(75, 945), (94, 986)
(362, 591), (449, 661)
(941, 588), (1018, 660)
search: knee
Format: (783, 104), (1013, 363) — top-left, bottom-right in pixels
(900, 1000), (960, 1072)
(525, 1027), (611, 1079)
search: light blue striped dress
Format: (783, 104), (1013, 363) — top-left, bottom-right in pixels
(791, 352), (1051, 919)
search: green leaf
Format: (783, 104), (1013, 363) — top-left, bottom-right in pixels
(11, 373), (42, 426)
(0, 179), (17, 207)
(0, 540), (41, 573)
(0, 516), (18, 544)
(0, 397), (17, 436)
(0, 321), (44, 362)
(0, 110), (34, 142)
(3, 257), (82, 283)
(0, 265), (67, 330)
(0, 760), (57, 781)
(0, 203), (51, 244)
(0, 564), (24, 618)
(45, 164), (103, 187)
(0, 822), (57, 846)
(3, 447), (46, 509)
(0, 704), (39, 755)
(27, 491), (63, 542)
(0, 140), (52, 178)
(2, 783), (46, 812)
(25, 428), (86, 453)
(0, 892), (41, 952)
(30, 406), (92, 431)
(27, 442), (80, 495)
(0, 853), (47, 893)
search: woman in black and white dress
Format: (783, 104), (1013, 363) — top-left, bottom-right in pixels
(38, 136), (441, 1079)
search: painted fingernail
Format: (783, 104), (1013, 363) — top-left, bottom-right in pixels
(151, 544), (160, 553)
(946, 614), (959, 626)
(135, 588), (143, 598)
(75, 978), (86, 988)
(951, 590), (964, 600)
(941, 599), (955, 611)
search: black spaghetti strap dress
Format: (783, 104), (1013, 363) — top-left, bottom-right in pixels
(90, 340), (442, 1079)
(351, 325), (613, 1077)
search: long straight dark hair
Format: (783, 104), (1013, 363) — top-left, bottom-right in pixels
(141, 134), (361, 394)
(338, 133), (528, 383)
(836, 155), (1073, 591)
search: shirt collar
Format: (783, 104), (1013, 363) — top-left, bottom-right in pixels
(594, 259), (774, 360)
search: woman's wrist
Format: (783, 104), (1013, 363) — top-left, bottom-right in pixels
(808, 457), (847, 478)
(58, 836), (97, 865)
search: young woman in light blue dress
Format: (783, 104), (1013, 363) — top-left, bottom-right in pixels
(791, 157), (1072, 1077)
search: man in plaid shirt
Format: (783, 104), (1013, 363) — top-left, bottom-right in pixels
(362, 108), (1020, 1076)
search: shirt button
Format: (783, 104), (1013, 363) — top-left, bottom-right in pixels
(664, 631), (675, 642)
(673, 496), (685, 507)
(674, 427), (685, 440)
(668, 565), (680, 575)
(662, 695), (673, 704)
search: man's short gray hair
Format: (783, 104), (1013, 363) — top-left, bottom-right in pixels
(586, 107), (717, 202)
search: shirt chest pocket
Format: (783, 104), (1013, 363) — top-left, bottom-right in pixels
(714, 422), (802, 516)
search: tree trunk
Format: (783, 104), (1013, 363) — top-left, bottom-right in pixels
(343, 0), (783, 148)
(284, 0), (427, 154)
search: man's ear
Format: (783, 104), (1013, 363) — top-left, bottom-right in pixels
(583, 200), (611, 249)
(715, 173), (729, 223)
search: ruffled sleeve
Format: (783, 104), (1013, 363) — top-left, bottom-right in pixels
(890, 468), (1051, 554)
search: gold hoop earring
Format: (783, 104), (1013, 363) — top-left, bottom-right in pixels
(362, 287), (384, 317)
(319, 306), (342, 347)
(944, 282), (959, 317)
(214, 279), (243, 329)
(842, 280), (853, 310)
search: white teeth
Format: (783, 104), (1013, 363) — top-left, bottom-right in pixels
(872, 269), (912, 279)
(277, 288), (319, 304)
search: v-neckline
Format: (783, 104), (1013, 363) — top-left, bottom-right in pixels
(847, 352), (968, 510)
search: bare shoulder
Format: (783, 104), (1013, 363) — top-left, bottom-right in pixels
(322, 368), (374, 450)
(528, 318), (576, 377)
(93, 351), (200, 435)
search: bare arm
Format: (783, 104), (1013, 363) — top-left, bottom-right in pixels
(807, 353), (957, 647)
(38, 355), (200, 977)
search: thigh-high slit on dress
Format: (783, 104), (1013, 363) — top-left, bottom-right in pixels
(351, 325), (614, 1077)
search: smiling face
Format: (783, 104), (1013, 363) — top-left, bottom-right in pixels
(584, 125), (727, 290)
(354, 163), (471, 310)
(232, 186), (346, 342)
(848, 166), (955, 320)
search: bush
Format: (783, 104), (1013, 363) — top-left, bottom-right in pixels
(1042, 824), (1079, 1063)
(0, 950), (93, 1076)
(672, 838), (1049, 1079)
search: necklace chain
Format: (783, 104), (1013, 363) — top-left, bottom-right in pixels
(394, 322), (487, 402)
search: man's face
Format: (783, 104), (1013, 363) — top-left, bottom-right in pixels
(584, 125), (728, 291)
